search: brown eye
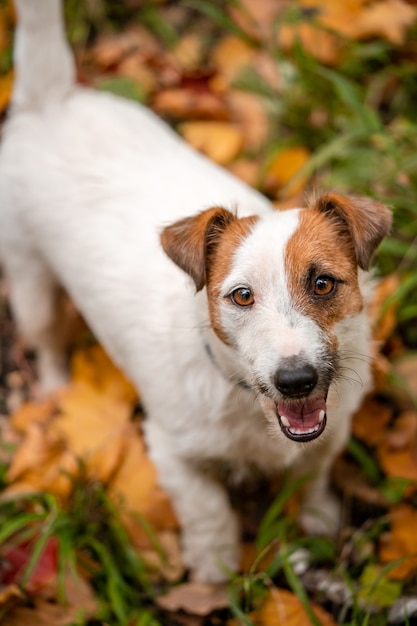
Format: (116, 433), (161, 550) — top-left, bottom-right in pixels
(231, 287), (254, 307)
(314, 276), (336, 297)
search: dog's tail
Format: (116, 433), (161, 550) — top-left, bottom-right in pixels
(11, 0), (75, 110)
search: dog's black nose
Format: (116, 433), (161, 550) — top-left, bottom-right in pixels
(274, 363), (318, 397)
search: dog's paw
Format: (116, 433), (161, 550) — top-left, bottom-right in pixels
(299, 491), (341, 537)
(182, 514), (240, 583)
(185, 541), (240, 584)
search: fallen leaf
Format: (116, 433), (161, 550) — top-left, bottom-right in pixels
(211, 35), (257, 91)
(157, 581), (228, 616)
(299, 0), (416, 44)
(10, 397), (57, 433)
(109, 424), (178, 532)
(264, 146), (310, 198)
(229, 587), (337, 625)
(226, 90), (270, 150)
(228, 159), (261, 187)
(71, 344), (137, 406)
(0, 536), (58, 593)
(358, 563), (402, 608)
(228, 0), (285, 42)
(394, 355), (417, 399)
(139, 530), (184, 582)
(179, 121), (244, 165)
(369, 273), (401, 344)
(153, 87), (227, 120)
(171, 33), (206, 73)
(352, 396), (393, 446)
(378, 412), (417, 489)
(379, 504), (417, 579)
(0, 70), (13, 112)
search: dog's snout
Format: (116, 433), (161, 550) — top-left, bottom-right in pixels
(274, 363), (318, 398)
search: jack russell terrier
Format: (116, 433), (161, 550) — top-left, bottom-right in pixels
(0, 0), (391, 581)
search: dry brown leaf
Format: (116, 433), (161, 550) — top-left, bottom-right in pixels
(379, 504), (417, 579)
(157, 581), (228, 616)
(2, 598), (93, 626)
(139, 530), (184, 582)
(225, 90), (270, 150)
(10, 397), (57, 433)
(352, 396), (393, 446)
(378, 411), (417, 493)
(179, 121), (244, 165)
(117, 54), (157, 93)
(153, 87), (227, 120)
(394, 356), (417, 399)
(228, 0), (285, 41)
(0, 584), (24, 613)
(229, 587), (337, 626)
(264, 146), (310, 198)
(369, 273), (400, 344)
(171, 33), (206, 73)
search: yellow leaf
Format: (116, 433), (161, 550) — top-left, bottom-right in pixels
(211, 35), (256, 89)
(109, 425), (178, 531)
(71, 344), (137, 406)
(265, 147), (310, 198)
(179, 121), (243, 166)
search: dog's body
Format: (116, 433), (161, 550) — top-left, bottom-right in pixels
(0, 0), (391, 581)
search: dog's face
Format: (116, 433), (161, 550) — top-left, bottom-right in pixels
(161, 193), (391, 443)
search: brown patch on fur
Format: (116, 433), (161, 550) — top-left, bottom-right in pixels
(308, 192), (392, 270)
(205, 215), (259, 344)
(286, 208), (364, 337)
(160, 207), (236, 291)
(161, 207), (258, 344)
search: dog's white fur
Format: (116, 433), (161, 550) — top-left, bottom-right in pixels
(0, 0), (391, 582)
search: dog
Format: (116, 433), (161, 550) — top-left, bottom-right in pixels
(0, 0), (391, 582)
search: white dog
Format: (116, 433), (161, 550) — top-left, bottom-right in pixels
(0, 0), (391, 582)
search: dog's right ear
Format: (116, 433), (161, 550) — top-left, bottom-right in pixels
(160, 207), (236, 291)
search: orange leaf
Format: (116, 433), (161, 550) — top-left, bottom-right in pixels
(352, 396), (393, 446)
(179, 121), (243, 165)
(108, 424), (178, 531)
(379, 504), (417, 579)
(265, 147), (310, 198)
(229, 588), (337, 626)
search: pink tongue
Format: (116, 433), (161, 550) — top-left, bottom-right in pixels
(277, 397), (326, 430)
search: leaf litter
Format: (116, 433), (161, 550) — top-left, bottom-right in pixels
(0, 0), (417, 624)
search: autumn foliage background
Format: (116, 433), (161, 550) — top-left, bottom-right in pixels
(0, 0), (417, 625)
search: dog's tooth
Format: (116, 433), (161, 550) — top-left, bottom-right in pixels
(280, 415), (290, 428)
(318, 410), (325, 423)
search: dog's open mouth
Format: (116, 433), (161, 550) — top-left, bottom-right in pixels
(277, 397), (327, 442)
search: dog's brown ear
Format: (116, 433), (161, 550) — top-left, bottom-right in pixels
(313, 192), (392, 270)
(160, 207), (236, 291)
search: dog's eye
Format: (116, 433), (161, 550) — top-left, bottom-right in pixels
(314, 276), (336, 297)
(230, 287), (254, 307)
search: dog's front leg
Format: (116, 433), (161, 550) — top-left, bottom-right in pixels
(145, 422), (240, 583)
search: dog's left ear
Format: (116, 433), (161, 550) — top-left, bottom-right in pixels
(314, 193), (392, 270)
(160, 207), (236, 291)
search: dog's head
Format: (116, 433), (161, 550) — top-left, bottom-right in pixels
(161, 193), (391, 443)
